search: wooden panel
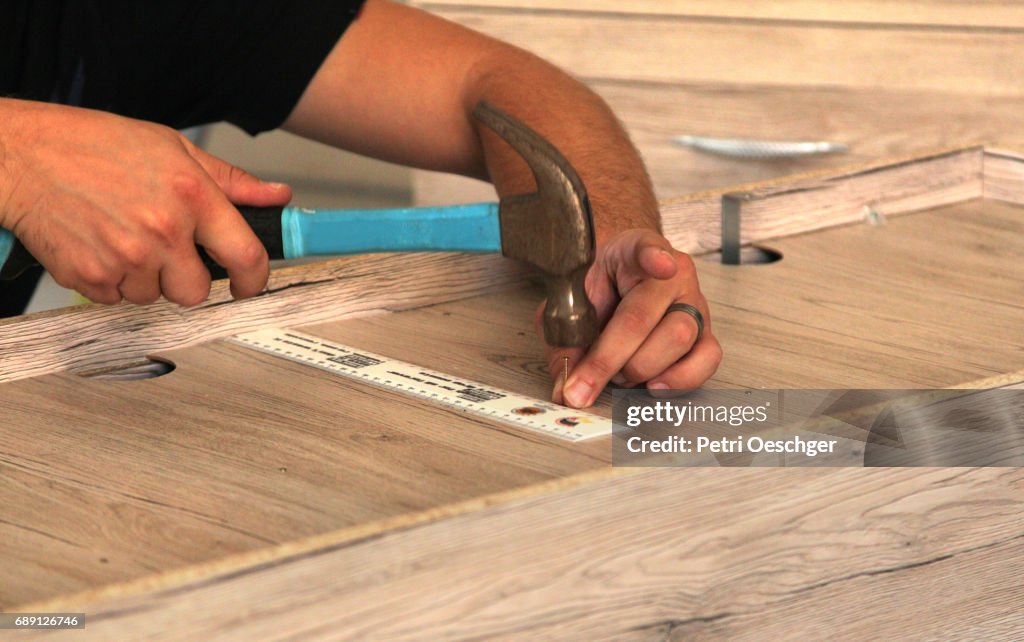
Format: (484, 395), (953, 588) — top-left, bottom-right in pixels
(658, 147), (983, 255)
(416, 0), (1024, 29)
(0, 287), (606, 608)
(329, 201), (1024, 389)
(416, 83), (1024, 203)
(3, 196), (1023, 611)
(19, 468), (1024, 640)
(701, 199), (1024, 388)
(2, 146), (1023, 638)
(0, 253), (527, 384)
(429, 10), (1024, 96)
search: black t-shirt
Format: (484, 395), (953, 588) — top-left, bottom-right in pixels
(1, 0), (365, 134)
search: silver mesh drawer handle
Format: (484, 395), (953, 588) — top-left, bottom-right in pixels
(674, 135), (848, 159)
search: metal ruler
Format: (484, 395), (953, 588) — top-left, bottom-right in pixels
(231, 328), (611, 442)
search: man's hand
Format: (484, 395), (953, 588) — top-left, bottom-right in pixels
(0, 99), (291, 305)
(545, 229), (722, 408)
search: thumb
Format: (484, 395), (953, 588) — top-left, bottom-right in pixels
(547, 346), (587, 405)
(187, 146), (292, 207)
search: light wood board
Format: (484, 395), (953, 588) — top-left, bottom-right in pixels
(17, 467), (1024, 640)
(2, 197), (1022, 631)
(2, 147), (1023, 639)
(417, 0), (1024, 29)
(427, 10), (1024, 96)
(414, 82), (1024, 203)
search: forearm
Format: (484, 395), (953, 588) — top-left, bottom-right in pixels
(462, 49), (661, 244)
(282, 0), (658, 244)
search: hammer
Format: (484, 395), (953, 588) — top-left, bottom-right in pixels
(0, 102), (599, 347)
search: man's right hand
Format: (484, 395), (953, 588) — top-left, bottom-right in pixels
(0, 99), (291, 306)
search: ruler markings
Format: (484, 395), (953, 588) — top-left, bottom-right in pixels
(230, 328), (611, 442)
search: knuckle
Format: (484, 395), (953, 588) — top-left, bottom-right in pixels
(584, 352), (618, 380)
(616, 308), (652, 337)
(675, 252), (696, 272)
(226, 163), (253, 185)
(136, 207), (184, 246)
(116, 238), (151, 269)
(233, 238), (268, 270)
(76, 261), (114, 288)
(168, 171), (206, 204)
(671, 320), (698, 347)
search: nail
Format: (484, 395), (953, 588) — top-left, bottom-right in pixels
(551, 376), (564, 404)
(563, 377), (594, 408)
(610, 373), (626, 386)
(265, 181), (288, 189)
(649, 382), (669, 390)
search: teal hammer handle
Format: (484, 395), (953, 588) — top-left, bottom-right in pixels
(0, 202), (501, 281)
(281, 202), (500, 258)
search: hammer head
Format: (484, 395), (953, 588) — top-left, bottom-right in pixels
(473, 101), (599, 347)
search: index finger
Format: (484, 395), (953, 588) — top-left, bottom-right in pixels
(562, 278), (675, 408)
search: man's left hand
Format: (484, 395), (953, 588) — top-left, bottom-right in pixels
(543, 228), (722, 408)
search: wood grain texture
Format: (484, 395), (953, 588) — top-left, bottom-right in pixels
(984, 148), (1024, 204)
(0, 252), (524, 384)
(411, 2), (1024, 204)
(416, 0), (1024, 29)
(424, 10), (1024, 96)
(701, 199), (1024, 388)
(416, 82), (1024, 204)
(3, 197), (1023, 620)
(3, 153), (1024, 638)
(659, 147), (983, 255)
(20, 468), (1024, 641)
(0, 287), (607, 609)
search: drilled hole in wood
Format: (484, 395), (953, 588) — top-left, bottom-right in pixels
(702, 245), (783, 265)
(76, 357), (176, 381)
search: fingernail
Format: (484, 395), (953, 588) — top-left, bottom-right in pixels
(649, 382), (669, 391)
(265, 181), (288, 189)
(563, 377), (593, 408)
(610, 373), (626, 386)
(659, 249), (674, 260)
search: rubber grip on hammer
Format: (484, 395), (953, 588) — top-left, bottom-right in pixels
(0, 205), (285, 282)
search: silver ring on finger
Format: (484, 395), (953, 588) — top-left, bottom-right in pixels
(664, 303), (704, 343)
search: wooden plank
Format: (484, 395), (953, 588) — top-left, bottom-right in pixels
(0, 287), (607, 608)
(659, 147), (983, 255)
(626, 534), (1024, 640)
(18, 467), (1024, 640)
(416, 82), (1024, 203)
(425, 10), (1024, 96)
(0, 253), (527, 384)
(415, 0), (1024, 29)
